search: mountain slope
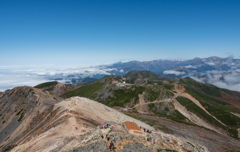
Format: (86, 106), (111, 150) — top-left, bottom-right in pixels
(61, 70), (240, 140)
(0, 86), (63, 151)
(178, 78), (240, 138)
(34, 81), (79, 96)
(61, 73), (174, 108)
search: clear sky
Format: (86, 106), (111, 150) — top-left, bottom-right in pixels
(0, 0), (240, 65)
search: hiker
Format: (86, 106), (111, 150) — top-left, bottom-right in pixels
(106, 124), (108, 128)
(147, 129), (149, 133)
(109, 142), (113, 147)
(101, 126), (103, 129)
(104, 126), (106, 129)
(109, 123), (111, 126)
(107, 136), (110, 141)
(101, 135), (104, 139)
(112, 142), (115, 150)
(111, 126), (113, 129)
(109, 143), (112, 150)
(150, 137), (152, 141)
(153, 140), (155, 144)
(113, 136), (115, 142)
(110, 142), (114, 151)
(140, 126), (142, 129)
(144, 128), (146, 132)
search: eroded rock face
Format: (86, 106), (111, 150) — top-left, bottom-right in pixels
(238, 128), (240, 138)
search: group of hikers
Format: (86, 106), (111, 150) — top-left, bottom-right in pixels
(101, 134), (116, 151)
(100, 124), (156, 151)
(101, 123), (114, 130)
(100, 124), (115, 151)
(145, 137), (155, 144)
(139, 126), (155, 144)
(140, 126), (152, 133)
(101, 134), (115, 141)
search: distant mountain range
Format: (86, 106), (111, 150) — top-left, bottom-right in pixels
(158, 56), (240, 78)
(105, 56), (240, 92)
(59, 56), (240, 92)
(1, 56), (240, 92)
(107, 56), (240, 74)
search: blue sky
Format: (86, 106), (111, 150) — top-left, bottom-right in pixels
(0, 0), (240, 65)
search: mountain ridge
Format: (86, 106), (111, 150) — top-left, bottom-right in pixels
(1, 70), (240, 151)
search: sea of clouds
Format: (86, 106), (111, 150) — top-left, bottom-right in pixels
(1, 64), (240, 93)
(163, 70), (186, 76)
(0, 65), (119, 92)
(194, 70), (240, 92)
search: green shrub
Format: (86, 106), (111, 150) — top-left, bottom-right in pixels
(34, 81), (58, 89)
(18, 112), (24, 122)
(163, 84), (174, 90)
(4, 136), (10, 141)
(16, 109), (23, 116)
(186, 142), (195, 148)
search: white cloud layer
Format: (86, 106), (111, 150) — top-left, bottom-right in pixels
(205, 62), (216, 66)
(163, 70), (185, 76)
(0, 65), (118, 92)
(194, 69), (240, 92)
(185, 65), (201, 69)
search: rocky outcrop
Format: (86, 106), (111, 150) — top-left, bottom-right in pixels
(51, 82), (79, 96)
(59, 121), (208, 152)
(238, 128), (240, 138)
(35, 81), (79, 96)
